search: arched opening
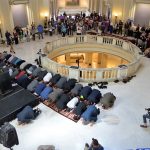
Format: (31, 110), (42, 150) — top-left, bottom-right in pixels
(52, 52), (129, 68)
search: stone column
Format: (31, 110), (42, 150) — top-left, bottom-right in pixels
(99, 0), (103, 14)
(97, 53), (102, 64)
(65, 54), (71, 65)
(102, 0), (106, 16)
(96, 0), (100, 13)
(28, 0), (40, 25)
(101, 53), (107, 68)
(84, 53), (92, 66)
(88, 0), (91, 12)
(50, 0), (57, 18)
(128, 0), (136, 20)
(0, 0), (14, 35)
(111, 0), (135, 22)
(29, 0), (50, 25)
(91, 0), (94, 12)
(54, 0), (58, 18)
(51, 0), (54, 18)
(89, 0), (93, 12)
(26, 5), (34, 27)
(93, 0), (97, 12)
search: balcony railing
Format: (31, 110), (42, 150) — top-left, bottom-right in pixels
(42, 35), (142, 82)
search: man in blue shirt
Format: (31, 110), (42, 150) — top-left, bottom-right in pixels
(40, 85), (53, 100)
(17, 106), (41, 125)
(81, 105), (100, 126)
(34, 82), (46, 96)
(37, 24), (44, 39)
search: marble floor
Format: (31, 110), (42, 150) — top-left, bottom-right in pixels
(0, 35), (150, 150)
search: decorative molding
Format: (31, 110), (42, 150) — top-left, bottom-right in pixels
(58, 7), (89, 15)
(9, 0), (29, 5)
(135, 0), (150, 3)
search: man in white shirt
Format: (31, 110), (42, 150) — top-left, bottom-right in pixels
(43, 72), (52, 83)
(76, 25), (82, 35)
(66, 97), (79, 112)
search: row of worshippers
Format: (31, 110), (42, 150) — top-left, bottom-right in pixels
(0, 52), (116, 126)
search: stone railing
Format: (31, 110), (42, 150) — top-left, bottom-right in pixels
(42, 35), (142, 82)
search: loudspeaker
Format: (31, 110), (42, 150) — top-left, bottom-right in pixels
(0, 72), (13, 95)
(0, 122), (19, 149)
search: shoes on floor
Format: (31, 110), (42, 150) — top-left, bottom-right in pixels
(140, 125), (147, 128)
(12, 83), (18, 87)
(88, 83), (93, 87)
(10, 51), (15, 54)
(33, 92), (38, 96)
(114, 80), (119, 83)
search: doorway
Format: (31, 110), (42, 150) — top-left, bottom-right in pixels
(12, 4), (28, 28)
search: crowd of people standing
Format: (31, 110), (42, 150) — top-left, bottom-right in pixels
(4, 23), (44, 53)
(3, 11), (150, 56)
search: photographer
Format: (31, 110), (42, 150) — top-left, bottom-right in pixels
(36, 49), (42, 67)
(140, 108), (150, 128)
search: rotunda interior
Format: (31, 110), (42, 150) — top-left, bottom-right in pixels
(0, 1), (150, 150)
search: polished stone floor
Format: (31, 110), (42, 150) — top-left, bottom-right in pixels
(0, 35), (150, 150)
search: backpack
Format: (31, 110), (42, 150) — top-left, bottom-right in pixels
(0, 122), (19, 148)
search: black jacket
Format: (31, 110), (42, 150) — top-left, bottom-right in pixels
(5, 54), (12, 60)
(50, 74), (61, 85)
(63, 79), (76, 92)
(87, 89), (101, 104)
(23, 64), (32, 71)
(80, 86), (92, 99)
(56, 94), (70, 110)
(73, 101), (87, 116)
(16, 60), (25, 67)
(37, 70), (48, 81)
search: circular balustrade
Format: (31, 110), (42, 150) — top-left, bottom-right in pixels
(42, 35), (142, 82)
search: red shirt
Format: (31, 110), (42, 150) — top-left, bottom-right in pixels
(15, 71), (26, 80)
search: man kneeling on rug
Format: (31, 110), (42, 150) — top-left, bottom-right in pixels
(80, 104), (100, 126)
(17, 105), (41, 125)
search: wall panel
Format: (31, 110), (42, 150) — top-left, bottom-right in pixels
(12, 4), (28, 27)
(134, 3), (150, 26)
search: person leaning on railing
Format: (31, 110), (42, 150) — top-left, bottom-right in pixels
(140, 108), (150, 128)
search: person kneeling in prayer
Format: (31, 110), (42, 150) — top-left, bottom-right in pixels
(17, 105), (41, 125)
(66, 96), (79, 112)
(81, 104), (100, 126)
